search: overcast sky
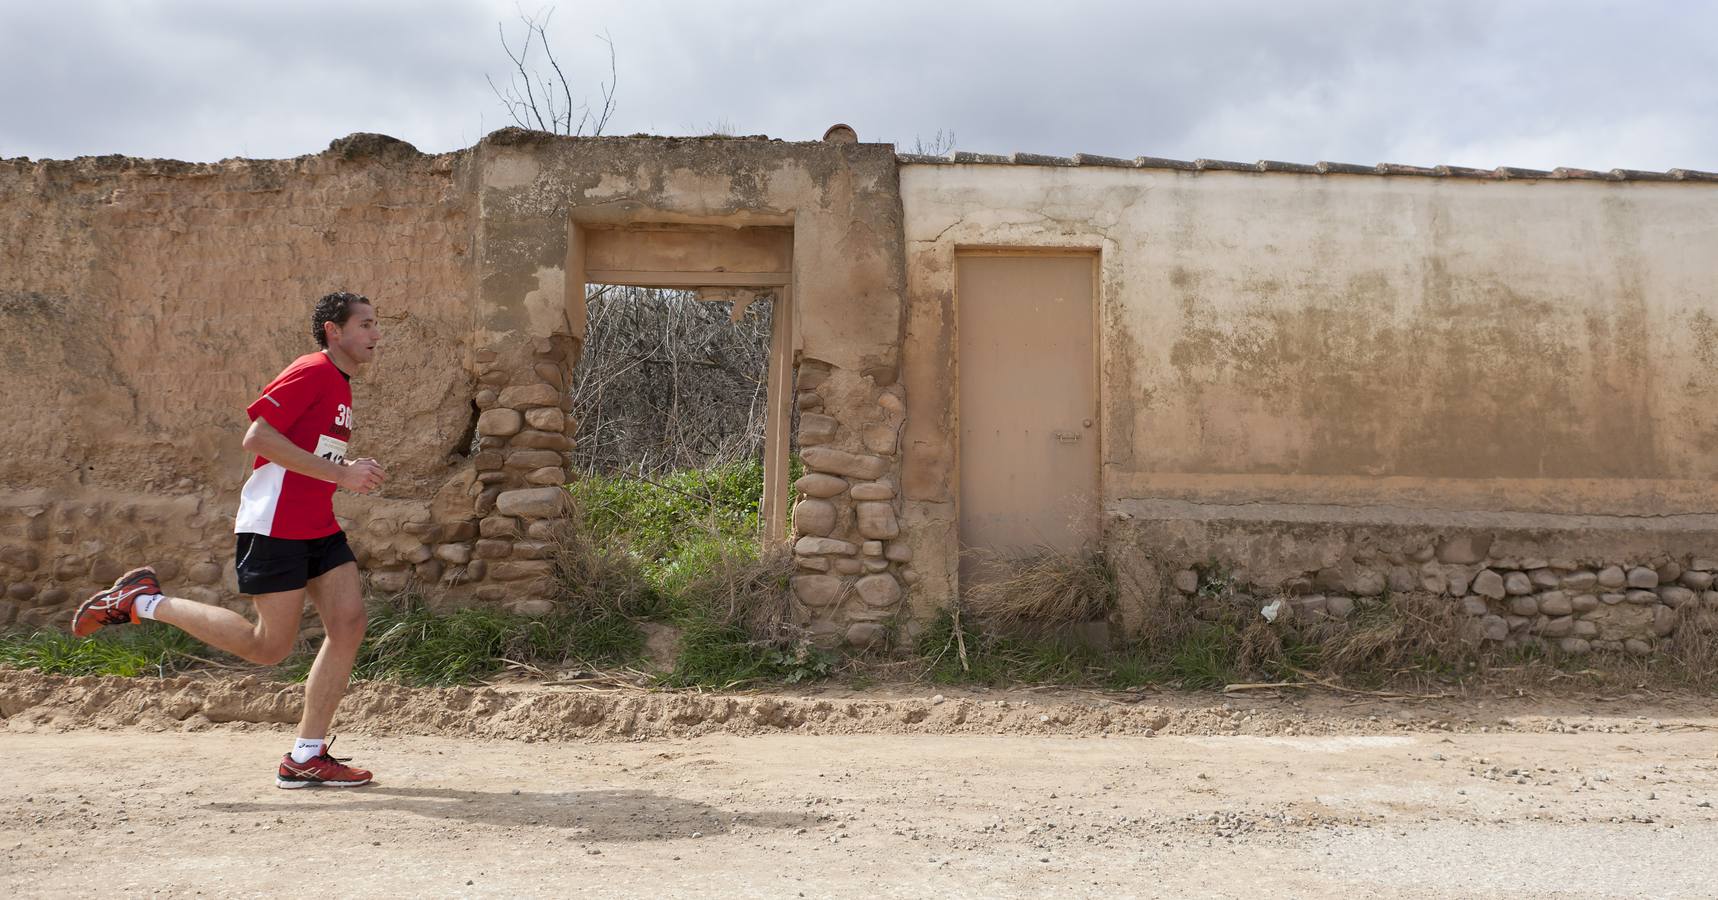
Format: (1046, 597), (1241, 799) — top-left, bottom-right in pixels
(3, 0), (1714, 171)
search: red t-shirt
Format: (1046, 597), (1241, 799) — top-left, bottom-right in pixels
(233, 352), (354, 539)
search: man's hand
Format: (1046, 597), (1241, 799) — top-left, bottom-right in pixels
(339, 458), (386, 494)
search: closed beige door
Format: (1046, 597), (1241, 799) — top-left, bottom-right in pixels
(957, 254), (1099, 557)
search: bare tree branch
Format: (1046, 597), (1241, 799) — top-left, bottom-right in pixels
(913, 130), (958, 156)
(539, 8), (574, 132)
(497, 17), (547, 132)
(486, 72), (531, 130)
(487, 8), (618, 137)
(589, 31), (617, 137)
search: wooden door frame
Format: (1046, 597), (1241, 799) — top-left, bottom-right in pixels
(568, 220), (800, 542)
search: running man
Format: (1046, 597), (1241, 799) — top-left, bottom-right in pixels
(72, 291), (387, 789)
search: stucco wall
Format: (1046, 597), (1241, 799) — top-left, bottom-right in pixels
(7, 129), (1714, 654)
(899, 162), (1718, 632)
(0, 135), (478, 623)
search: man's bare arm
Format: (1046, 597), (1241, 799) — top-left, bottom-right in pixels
(241, 419), (384, 493)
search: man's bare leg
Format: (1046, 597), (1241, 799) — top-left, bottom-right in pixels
(72, 561), (374, 787)
(297, 561), (367, 742)
(152, 591), (304, 666)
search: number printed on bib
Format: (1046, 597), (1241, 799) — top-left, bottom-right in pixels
(314, 434), (349, 466)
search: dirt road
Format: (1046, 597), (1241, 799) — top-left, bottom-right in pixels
(3, 675), (1717, 898)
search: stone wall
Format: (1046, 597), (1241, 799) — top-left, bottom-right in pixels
(356, 334), (578, 614)
(0, 130), (918, 635)
(0, 491), (236, 629)
(1165, 548), (1718, 657)
(1103, 500), (1718, 657)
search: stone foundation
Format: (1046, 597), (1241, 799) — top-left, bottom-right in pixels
(1168, 554), (1718, 656)
(0, 490), (243, 630)
(1111, 500), (1718, 658)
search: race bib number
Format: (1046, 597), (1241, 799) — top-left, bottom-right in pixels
(314, 434), (349, 466)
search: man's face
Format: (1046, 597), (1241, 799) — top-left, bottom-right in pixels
(327, 302), (381, 364)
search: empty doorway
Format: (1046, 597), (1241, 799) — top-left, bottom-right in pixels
(956, 252), (1099, 557)
(568, 221), (797, 541)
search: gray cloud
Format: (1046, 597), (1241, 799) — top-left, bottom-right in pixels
(2, 0), (1713, 170)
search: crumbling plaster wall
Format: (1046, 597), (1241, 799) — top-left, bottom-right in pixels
(0, 130), (915, 640)
(899, 162), (1718, 647)
(461, 131), (912, 645)
(13, 129), (1713, 655)
(0, 135), (479, 627)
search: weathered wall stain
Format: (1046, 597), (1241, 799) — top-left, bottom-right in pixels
(1162, 265), (1661, 479)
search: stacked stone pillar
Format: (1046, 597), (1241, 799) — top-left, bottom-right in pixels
(786, 361), (916, 648)
(451, 334), (580, 612)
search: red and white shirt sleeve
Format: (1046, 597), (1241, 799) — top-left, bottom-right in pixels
(233, 352), (354, 539)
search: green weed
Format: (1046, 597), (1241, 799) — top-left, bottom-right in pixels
(353, 601), (520, 685)
(567, 458), (819, 689)
(570, 459), (774, 560)
(0, 624), (210, 677)
(658, 618), (772, 687)
(281, 460), (809, 690)
(278, 591), (647, 687)
(1153, 623), (1240, 689)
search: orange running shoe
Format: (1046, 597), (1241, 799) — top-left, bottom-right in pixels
(70, 566), (161, 637)
(276, 738), (374, 789)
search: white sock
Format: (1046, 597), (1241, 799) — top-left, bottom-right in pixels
(291, 738), (326, 764)
(135, 594), (165, 620)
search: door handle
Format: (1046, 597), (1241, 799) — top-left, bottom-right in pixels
(1053, 431), (1082, 444)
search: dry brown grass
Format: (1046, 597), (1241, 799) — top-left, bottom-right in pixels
(1094, 559), (1489, 688)
(1236, 621), (1285, 674)
(546, 519), (659, 618)
(961, 546), (1115, 636)
(1663, 605), (1718, 689)
(1310, 592), (1476, 679)
(1119, 560), (1255, 652)
(677, 538), (799, 642)
(918, 551), (1718, 693)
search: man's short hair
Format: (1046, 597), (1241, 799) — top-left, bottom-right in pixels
(312, 291), (372, 348)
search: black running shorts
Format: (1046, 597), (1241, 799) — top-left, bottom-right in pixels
(234, 531), (357, 595)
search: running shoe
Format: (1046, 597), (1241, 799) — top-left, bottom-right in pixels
(276, 738), (374, 789)
(70, 566), (161, 637)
